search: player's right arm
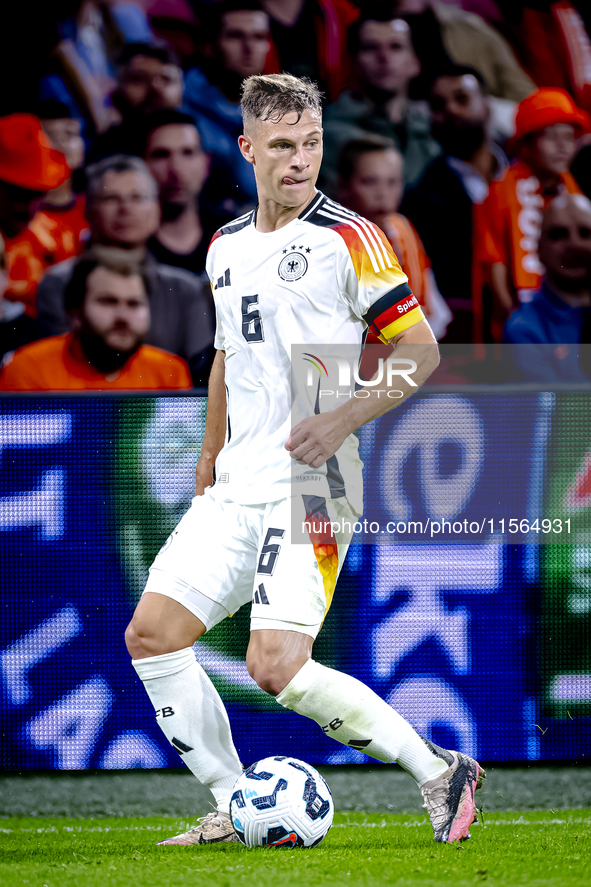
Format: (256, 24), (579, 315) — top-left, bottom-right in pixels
(195, 349), (226, 496)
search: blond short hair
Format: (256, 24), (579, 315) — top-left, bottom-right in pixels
(241, 73), (323, 128)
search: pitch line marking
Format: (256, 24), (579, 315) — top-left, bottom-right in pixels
(4, 815), (591, 836)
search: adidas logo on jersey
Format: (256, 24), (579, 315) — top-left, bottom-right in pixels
(253, 583), (269, 604)
(215, 268), (231, 289)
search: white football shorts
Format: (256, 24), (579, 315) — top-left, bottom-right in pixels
(143, 487), (360, 639)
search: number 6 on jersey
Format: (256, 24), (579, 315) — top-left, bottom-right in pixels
(242, 294), (265, 342)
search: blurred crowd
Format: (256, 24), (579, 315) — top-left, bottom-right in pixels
(1, 0), (591, 390)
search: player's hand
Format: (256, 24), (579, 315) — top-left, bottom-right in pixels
(195, 463), (213, 497)
(285, 412), (350, 468)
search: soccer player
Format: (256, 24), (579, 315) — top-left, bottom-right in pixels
(125, 73), (485, 846)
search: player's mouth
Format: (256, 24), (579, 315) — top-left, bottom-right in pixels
(282, 177), (308, 187)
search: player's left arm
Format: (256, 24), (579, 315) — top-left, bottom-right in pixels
(195, 350), (226, 493)
(286, 317), (439, 468)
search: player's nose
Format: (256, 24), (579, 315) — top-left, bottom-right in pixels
(291, 151), (309, 170)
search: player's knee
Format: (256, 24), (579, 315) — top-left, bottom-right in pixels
(124, 620), (144, 658)
(249, 663), (288, 697)
(124, 618), (165, 660)
(247, 654), (305, 697)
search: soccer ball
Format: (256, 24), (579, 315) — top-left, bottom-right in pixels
(230, 756), (334, 848)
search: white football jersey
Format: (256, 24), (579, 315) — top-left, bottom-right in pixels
(206, 191), (424, 507)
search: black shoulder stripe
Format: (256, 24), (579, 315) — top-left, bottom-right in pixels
(298, 191), (330, 225)
(219, 210), (255, 236)
(363, 283), (413, 326)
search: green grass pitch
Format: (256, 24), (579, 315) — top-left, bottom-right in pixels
(1, 767), (590, 887)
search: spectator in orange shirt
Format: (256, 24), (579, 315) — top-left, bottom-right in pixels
(0, 112), (70, 357)
(4, 101), (89, 317)
(338, 136), (452, 341)
(0, 259), (192, 391)
(474, 88), (589, 341)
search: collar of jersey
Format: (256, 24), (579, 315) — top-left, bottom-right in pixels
(252, 190), (326, 232)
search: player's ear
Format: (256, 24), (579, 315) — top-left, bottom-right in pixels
(238, 134), (255, 166)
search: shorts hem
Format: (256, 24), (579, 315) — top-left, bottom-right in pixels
(143, 568), (229, 632)
(250, 616), (322, 639)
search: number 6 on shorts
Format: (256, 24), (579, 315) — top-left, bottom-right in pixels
(257, 528), (285, 575)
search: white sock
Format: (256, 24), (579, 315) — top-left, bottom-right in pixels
(276, 660), (449, 787)
(132, 647), (243, 813)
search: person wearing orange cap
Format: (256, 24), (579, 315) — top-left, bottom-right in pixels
(0, 112), (70, 356)
(0, 113), (70, 240)
(473, 88), (589, 341)
(3, 102), (89, 320)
